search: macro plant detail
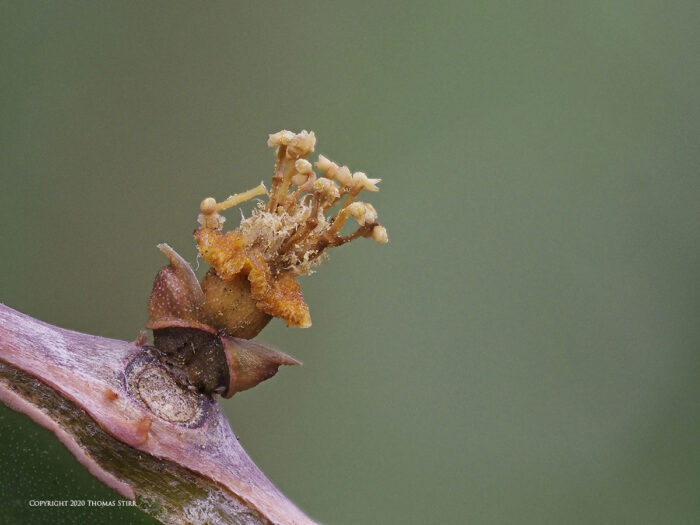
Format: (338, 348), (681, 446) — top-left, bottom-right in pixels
(147, 129), (388, 398)
(195, 129), (387, 333)
(0, 129), (388, 524)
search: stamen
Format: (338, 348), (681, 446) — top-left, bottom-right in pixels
(267, 145), (288, 211)
(274, 164), (297, 211)
(216, 183), (267, 211)
(193, 129), (386, 329)
(327, 185), (363, 235)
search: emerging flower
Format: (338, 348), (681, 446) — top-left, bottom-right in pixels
(193, 130), (388, 337)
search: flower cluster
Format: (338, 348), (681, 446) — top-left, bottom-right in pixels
(194, 130), (387, 330)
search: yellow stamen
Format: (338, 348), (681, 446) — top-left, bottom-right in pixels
(216, 183), (267, 212)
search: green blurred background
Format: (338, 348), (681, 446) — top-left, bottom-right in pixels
(1, 1), (698, 524)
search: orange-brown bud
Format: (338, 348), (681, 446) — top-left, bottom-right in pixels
(201, 270), (272, 339)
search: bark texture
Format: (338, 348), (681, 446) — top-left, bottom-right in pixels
(0, 304), (316, 525)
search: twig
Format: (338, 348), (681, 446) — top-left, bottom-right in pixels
(0, 304), (316, 525)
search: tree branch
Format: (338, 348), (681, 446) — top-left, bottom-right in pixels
(0, 304), (316, 525)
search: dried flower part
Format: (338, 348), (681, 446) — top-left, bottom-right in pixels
(194, 130), (387, 330)
(195, 228), (311, 330)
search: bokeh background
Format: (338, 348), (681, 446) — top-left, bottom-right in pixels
(1, 2), (698, 524)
